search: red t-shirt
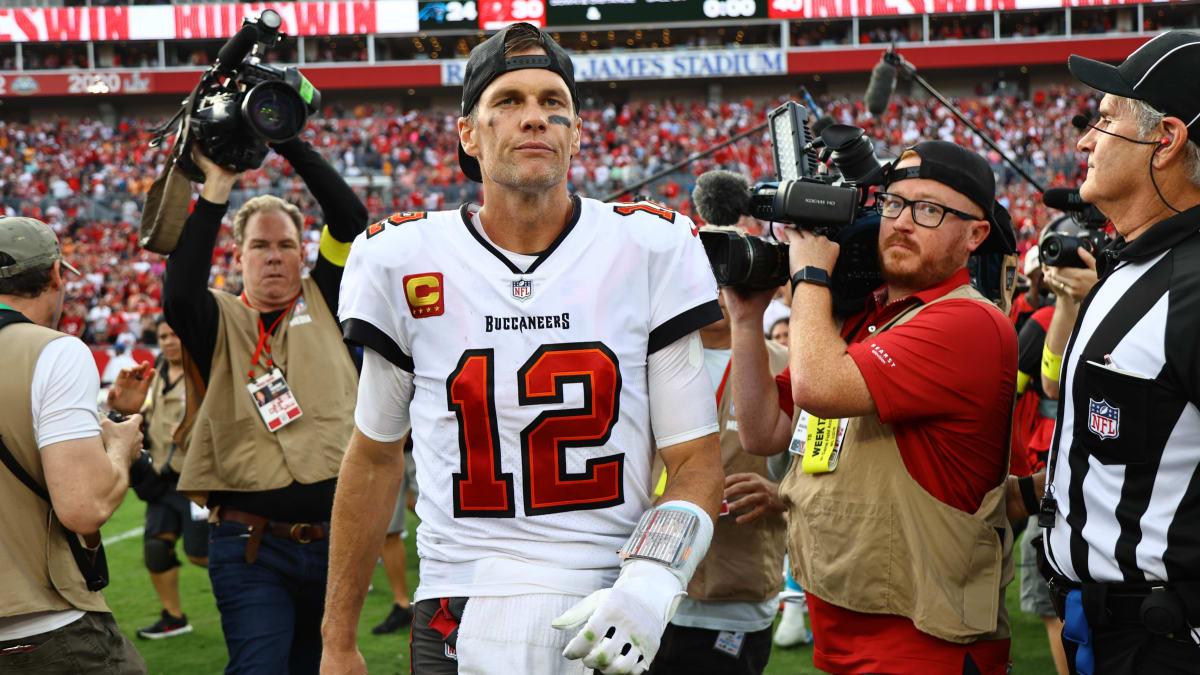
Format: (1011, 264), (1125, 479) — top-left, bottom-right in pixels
(775, 268), (1016, 674)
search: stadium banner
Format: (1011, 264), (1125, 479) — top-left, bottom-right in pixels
(0, 62), (441, 97)
(766, 0), (1177, 19)
(0, 0), (418, 43)
(441, 46), (786, 83)
(0, 0), (1170, 41)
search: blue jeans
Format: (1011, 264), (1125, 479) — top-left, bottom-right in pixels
(208, 521), (330, 675)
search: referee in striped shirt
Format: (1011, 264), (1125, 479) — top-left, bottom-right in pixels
(1032, 30), (1200, 674)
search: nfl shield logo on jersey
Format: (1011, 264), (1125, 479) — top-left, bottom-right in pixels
(1088, 399), (1120, 440)
(512, 279), (533, 301)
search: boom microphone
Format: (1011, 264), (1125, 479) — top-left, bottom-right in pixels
(1042, 187), (1090, 211)
(693, 171), (752, 226)
(1071, 114), (1091, 132)
(215, 23), (264, 75)
(865, 56), (898, 117)
(1043, 187), (1108, 225)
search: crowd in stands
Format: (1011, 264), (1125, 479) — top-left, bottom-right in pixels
(0, 86), (1093, 346)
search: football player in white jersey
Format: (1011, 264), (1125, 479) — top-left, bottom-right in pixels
(320, 22), (724, 675)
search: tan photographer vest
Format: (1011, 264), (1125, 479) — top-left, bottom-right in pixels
(780, 285), (1014, 644)
(0, 322), (109, 617)
(686, 340), (791, 603)
(146, 366), (186, 474)
(177, 275), (357, 500)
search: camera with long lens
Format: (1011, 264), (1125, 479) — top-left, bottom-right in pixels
(695, 101), (885, 312)
(161, 10), (322, 182)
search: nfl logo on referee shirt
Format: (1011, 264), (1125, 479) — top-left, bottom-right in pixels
(512, 279), (533, 301)
(1088, 399), (1120, 440)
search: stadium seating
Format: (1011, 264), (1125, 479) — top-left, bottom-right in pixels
(0, 87), (1093, 346)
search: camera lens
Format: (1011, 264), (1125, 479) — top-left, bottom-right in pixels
(241, 81), (304, 143)
(1042, 236), (1062, 263)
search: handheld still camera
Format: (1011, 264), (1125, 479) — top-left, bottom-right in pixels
(1039, 188), (1111, 269)
(695, 101), (885, 314)
(1040, 219), (1111, 269)
(159, 10), (322, 182)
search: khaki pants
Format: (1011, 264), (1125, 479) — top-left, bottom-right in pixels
(0, 611), (146, 674)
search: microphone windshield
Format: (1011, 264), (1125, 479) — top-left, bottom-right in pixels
(865, 59), (897, 117)
(1042, 187), (1089, 211)
(693, 171), (752, 226)
(1071, 114), (1091, 131)
(216, 24), (262, 74)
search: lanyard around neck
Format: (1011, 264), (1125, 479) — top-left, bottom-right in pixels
(241, 292), (300, 380)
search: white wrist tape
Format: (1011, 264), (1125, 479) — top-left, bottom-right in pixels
(618, 500), (714, 589)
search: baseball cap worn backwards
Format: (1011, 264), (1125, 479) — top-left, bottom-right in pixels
(457, 22), (580, 183)
(883, 140), (1016, 255)
(0, 217), (79, 279)
(1069, 30), (1200, 145)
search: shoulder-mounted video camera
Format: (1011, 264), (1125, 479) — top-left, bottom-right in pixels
(153, 9), (321, 182)
(694, 101), (885, 315)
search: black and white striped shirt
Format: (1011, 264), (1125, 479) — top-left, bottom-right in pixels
(1044, 205), (1200, 587)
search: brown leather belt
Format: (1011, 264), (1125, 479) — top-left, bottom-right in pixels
(216, 507), (328, 564)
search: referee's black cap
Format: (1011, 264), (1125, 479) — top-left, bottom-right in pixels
(1069, 30), (1200, 146)
(457, 23), (579, 183)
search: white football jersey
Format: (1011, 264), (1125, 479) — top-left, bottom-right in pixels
(340, 196), (720, 601)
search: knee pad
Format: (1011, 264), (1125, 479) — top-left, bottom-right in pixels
(144, 537), (181, 574)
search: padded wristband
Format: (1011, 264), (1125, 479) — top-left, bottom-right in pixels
(1041, 343), (1063, 382)
(619, 500), (714, 590)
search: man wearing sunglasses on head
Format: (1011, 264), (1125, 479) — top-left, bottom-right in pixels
(726, 140), (1019, 674)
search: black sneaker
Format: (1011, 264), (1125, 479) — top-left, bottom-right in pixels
(136, 609), (193, 640)
(371, 603), (414, 635)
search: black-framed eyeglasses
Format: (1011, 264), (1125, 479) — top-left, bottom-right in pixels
(873, 192), (983, 229)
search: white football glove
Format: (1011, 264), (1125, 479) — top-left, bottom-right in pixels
(552, 560), (683, 675)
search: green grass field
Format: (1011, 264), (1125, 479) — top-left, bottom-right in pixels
(102, 496), (1055, 674)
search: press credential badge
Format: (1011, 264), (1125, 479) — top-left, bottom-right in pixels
(787, 410), (848, 473)
(247, 368), (303, 432)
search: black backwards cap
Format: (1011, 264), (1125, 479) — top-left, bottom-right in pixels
(1069, 30), (1200, 147)
(883, 140), (1016, 255)
(457, 22), (580, 183)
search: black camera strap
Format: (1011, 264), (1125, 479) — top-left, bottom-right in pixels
(0, 435), (50, 502)
(0, 435), (110, 592)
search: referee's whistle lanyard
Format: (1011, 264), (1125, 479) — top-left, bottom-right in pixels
(241, 292), (300, 381)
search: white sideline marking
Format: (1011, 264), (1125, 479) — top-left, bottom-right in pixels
(103, 527), (144, 545)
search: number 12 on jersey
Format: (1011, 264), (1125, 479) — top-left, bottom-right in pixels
(447, 342), (625, 518)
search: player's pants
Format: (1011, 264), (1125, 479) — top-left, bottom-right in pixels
(411, 594), (592, 674)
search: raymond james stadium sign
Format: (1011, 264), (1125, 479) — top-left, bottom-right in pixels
(442, 48), (786, 84)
